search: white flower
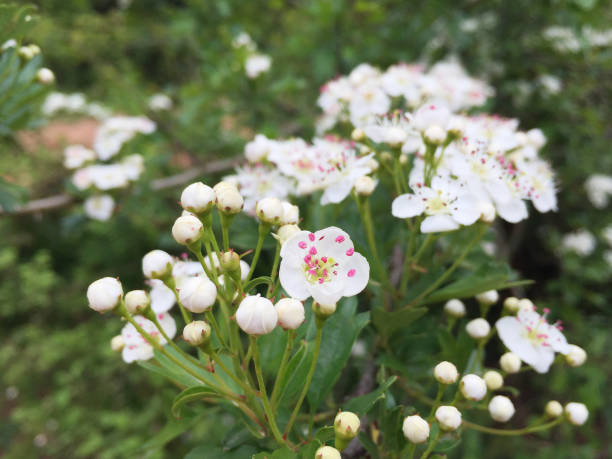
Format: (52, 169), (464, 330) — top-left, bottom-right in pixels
(236, 295), (278, 335)
(84, 194), (115, 221)
(483, 370), (504, 390)
(148, 93), (173, 111)
(434, 361), (458, 384)
(279, 227), (369, 306)
(177, 276), (217, 313)
(172, 215), (204, 245)
(499, 352), (522, 373)
(466, 318), (491, 339)
(565, 402), (588, 426)
(402, 415), (429, 443)
(245, 54), (271, 78)
(87, 277), (123, 312)
(561, 230), (596, 256)
(496, 308), (569, 373)
(149, 279), (176, 313)
(392, 176), (480, 233)
(183, 320), (211, 346)
(142, 250), (174, 279)
(412, 100), (451, 132)
(244, 134), (274, 162)
(435, 406), (462, 431)
(88, 164), (130, 190)
(444, 299), (466, 318)
(475, 289), (499, 306)
(362, 112), (412, 146)
(460, 374), (487, 401)
(72, 168), (93, 190)
(274, 298), (305, 330)
(545, 401), (563, 418)
(565, 344), (587, 367)
(63, 145), (96, 169)
(224, 164), (291, 214)
(181, 182), (216, 214)
(120, 154), (144, 181)
(121, 313), (176, 363)
(488, 395), (515, 422)
(585, 174), (612, 208)
(124, 290), (150, 314)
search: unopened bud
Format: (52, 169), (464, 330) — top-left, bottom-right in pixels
(334, 411), (360, 450)
(172, 215), (203, 245)
(444, 299), (465, 318)
(565, 344), (586, 367)
(256, 197), (283, 225)
(402, 415), (429, 443)
(500, 352), (521, 373)
(503, 297), (520, 314)
(142, 250), (174, 279)
(460, 374), (487, 401)
(476, 289), (499, 306)
(180, 182), (215, 214)
(87, 277), (123, 313)
(517, 298), (534, 311)
(313, 301), (336, 320)
(280, 201), (300, 225)
(215, 183), (244, 214)
(565, 402), (588, 426)
(177, 276), (217, 313)
(274, 298), (305, 330)
(399, 153), (409, 165)
(466, 318), (491, 339)
(424, 125), (446, 145)
(125, 290), (150, 314)
(488, 395), (515, 422)
(220, 250), (241, 273)
(483, 370), (504, 390)
(315, 446), (341, 459)
(367, 158), (379, 171)
(110, 335), (125, 352)
(434, 361), (458, 384)
(351, 128), (365, 141)
(183, 320), (211, 346)
(275, 224), (301, 245)
(545, 400), (563, 418)
(18, 46), (34, 60)
(36, 68), (55, 85)
(354, 176), (376, 196)
(236, 295), (278, 335)
(435, 406), (462, 431)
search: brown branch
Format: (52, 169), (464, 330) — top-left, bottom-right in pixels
(1, 157), (240, 216)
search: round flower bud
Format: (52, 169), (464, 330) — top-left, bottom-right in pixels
(213, 181), (236, 194)
(435, 406), (462, 431)
(483, 370), (504, 391)
(256, 197), (283, 225)
(565, 402), (588, 426)
(434, 361), (458, 384)
(351, 128), (365, 141)
(142, 250), (174, 279)
(500, 352), (521, 374)
(466, 318), (491, 339)
(503, 297), (520, 314)
(315, 446), (341, 459)
(180, 182), (215, 214)
(517, 298), (534, 311)
(183, 320), (211, 346)
(220, 250), (241, 273)
(275, 224), (301, 245)
(402, 415), (429, 444)
(488, 395), (515, 422)
(280, 202), (299, 225)
(19, 46), (35, 59)
(479, 202), (496, 223)
(460, 374), (487, 401)
(172, 215), (204, 245)
(424, 125), (446, 144)
(565, 344), (587, 367)
(215, 185), (244, 214)
(476, 289), (499, 306)
(354, 176), (376, 196)
(334, 411), (360, 444)
(125, 290), (150, 314)
(444, 299), (466, 318)
(28, 44), (41, 56)
(87, 277), (123, 312)
(399, 153), (409, 165)
(36, 68), (55, 85)
(545, 400), (563, 418)
(313, 302), (336, 320)
(110, 335), (125, 352)
(367, 158), (379, 171)
(274, 298), (305, 330)
(177, 276), (217, 313)
(236, 295), (278, 335)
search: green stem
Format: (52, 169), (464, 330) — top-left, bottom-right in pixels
(208, 348), (258, 396)
(267, 242), (281, 297)
(462, 417), (564, 436)
(419, 427), (439, 459)
(427, 384), (445, 422)
(205, 310), (228, 349)
(219, 213), (234, 250)
(162, 276), (192, 325)
(284, 322), (323, 436)
(246, 223), (269, 282)
(251, 336), (286, 445)
(270, 330), (296, 408)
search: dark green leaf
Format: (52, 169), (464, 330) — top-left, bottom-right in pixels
(343, 376), (397, 416)
(371, 306), (427, 336)
(171, 386), (221, 418)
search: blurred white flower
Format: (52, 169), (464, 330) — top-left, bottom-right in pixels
(121, 313), (176, 363)
(148, 93), (173, 111)
(84, 194), (115, 221)
(561, 230), (596, 256)
(245, 54), (271, 79)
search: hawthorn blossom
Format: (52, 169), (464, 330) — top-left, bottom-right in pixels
(63, 145), (96, 169)
(84, 194), (115, 221)
(391, 176), (480, 233)
(279, 227), (369, 306)
(561, 230), (596, 256)
(121, 313), (177, 363)
(148, 279), (176, 313)
(245, 54), (271, 79)
(496, 308), (569, 373)
(585, 174), (612, 208)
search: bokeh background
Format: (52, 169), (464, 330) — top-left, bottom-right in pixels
(1, 0), (611, 457)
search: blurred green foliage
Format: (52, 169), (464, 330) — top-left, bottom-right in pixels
(1, 0), (611, 457)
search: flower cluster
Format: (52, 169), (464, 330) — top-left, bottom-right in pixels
(41, 91), (111, 119)
(232, 31), (272, 79)
(543, 25), (612, 53)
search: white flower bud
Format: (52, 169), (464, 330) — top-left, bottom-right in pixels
(313, 302), (336, 319)
(460, 374), (487, 401)
(315, 446), (341, 459)
(274, 298), (305, 330)
(18, 46), (34, 59)
(476, 289), (499, 306)
(180, 182), (215, 214)
(220, 250), (241, 273)
(565, 344), (586, 367)
(178, 276), (217, 313)
(275, 224), (301, 245)
(488, 395), (515, 422)
(351, 128), (365, 141)
(503, 297), (520, 314)
(466, 318), (491, 339)
(213, 181), (236, 194)
(434, 361), (458, 384)
(517, 298), (534, 311)
(367, 158), (379, 171)
(256, 197), (283, 225)
(435, 406), (462, 431)
(354, 176), (376, 196)
(215, 184), (244, 214)
(142, 250), (174, 279)
(36, 68), (55, 85)
(483, 370), (504, 391)
(545, 400), (563, 418)
(110, 335), (125, 352)
(280, 202), (299, 225)
(402, 415), (429, 444)
(183, 320), (211, 346)
(87, 277), (123, 312)
(500, 352), (521, 374)
(236, 295), (278, 335)
(444, 299), (466, 318)
(424, 125), (446, 144)
(334, 411), (360, 440)
(399, 153), (409, 165)
(565, 402), (588, 426)
(172, 215), (204, 245)
(124, 290), (150, 314)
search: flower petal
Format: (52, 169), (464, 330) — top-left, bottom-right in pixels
(341, 252), (370, 297)
(279, 262), (309, 300)
(421, 214), (459, 233)
(392, 194), (425, 218)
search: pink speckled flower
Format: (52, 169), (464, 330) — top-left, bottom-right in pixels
(279, 227), (369, 306)
(120, 313), (176, 363)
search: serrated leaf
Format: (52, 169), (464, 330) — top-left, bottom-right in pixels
(343, 376), (397, 416)
(314, 426), (334, 444)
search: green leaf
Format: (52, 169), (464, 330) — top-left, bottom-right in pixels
(358, 432), (380, 459)
(171, 386), (222, 418)
(314, 426), (334, 444)
(343, 376), (397, 416)
(371, 306), (427, 336)
(252, 447), (297, 459)
(185, 444), (258, 459)
(297, 440), (322, 458)
(138, 411), (202, 451)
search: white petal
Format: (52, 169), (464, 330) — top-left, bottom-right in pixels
(122, 344), (154, 363)
(341, 252), (370, 297)
(313, 226), (354, 262)
(150, 279), (176, 313)
(392, 194), (425, 218)
(421, 215), (459, 233)
(280, 230), (313, 265)
(321, 178), (354, 205)
(279, 262), (309, 300)
(495, 198), (528, 223)
(451, 195), (480, 225)
(308, 279), (345, 306)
